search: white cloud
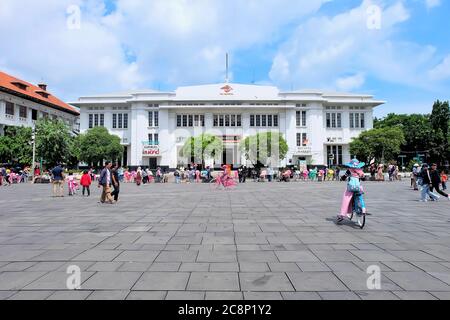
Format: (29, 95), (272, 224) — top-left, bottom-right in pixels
(425, 0), (441, 9)
(269, 0), (448, 92)
(0, 0), (331, 100)
(429, 55), (450, 81)
(336, 73), (366, 91)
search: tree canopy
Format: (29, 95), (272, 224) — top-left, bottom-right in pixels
(240, 131), (288, 167)
(350, 127), (405, 163)
(0, 126), (32, 165)
(75, 127), (124, 167)
(180, 134), (223, 166)
(35, 118), (72, 166)
(374, 100), (449, 165)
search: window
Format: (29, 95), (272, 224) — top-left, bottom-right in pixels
(249, 114), (281, 127)
(19, 106), (27, 118)
(296, 110), (307, 127)
(5, 102), (14, 115)
(350, 113), (365, 129)
(112, 114), (117, 129)
(327, 145), (343, 165)
(123, 114), (128, 129)
(148, 111), (153, 127)
(296, 111), (301, 126)
(213, 114), (242, 127)
(326, 112), (342, 128)
(89, 113), (104, 128)
(177, 114), (205, 127)
(148, 134), (159, 145)
(261, 115), (267, 127)
(32, 109), (38, 120)
(297, 133), (308, 147)
(154, 111), (159, 127)
(302, 111), (307, 127)
(118, 114), (123, 129)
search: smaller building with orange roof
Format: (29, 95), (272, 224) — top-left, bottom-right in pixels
(0, 70), (79, 135)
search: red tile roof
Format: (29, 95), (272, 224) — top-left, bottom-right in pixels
(0, 70), (79, 116)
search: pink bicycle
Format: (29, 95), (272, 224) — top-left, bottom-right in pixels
(209, 174), (237, 190)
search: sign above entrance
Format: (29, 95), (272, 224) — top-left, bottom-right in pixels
(142, 145), (160, 156)
(296, 146), (312, 155)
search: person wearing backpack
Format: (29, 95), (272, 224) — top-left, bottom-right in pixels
(337, 159), (367, 223)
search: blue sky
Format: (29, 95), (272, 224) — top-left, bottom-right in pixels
(0, 0), (449, 117)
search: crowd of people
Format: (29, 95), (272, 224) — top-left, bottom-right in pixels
(410, 163), (449, 202)
(0, 166), (32, 185)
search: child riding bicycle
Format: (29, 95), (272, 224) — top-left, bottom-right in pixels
(337, 159), (367, 223)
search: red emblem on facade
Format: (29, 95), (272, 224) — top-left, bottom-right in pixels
(221, 85), (233, 94)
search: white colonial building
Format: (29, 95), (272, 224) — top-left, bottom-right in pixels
(0, 71), (80, 135)
(71, 83), (384, 169)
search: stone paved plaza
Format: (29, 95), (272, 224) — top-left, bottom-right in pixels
(0, 180), (450, 300)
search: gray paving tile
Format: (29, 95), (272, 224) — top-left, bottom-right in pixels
(187, 272), (240, 291)
(281, 292), (322, 300)
(385, 272), (450, 291)
(46, 290), (92, 300)
(274, 251), (319, 262)
(166, 291), (205, 300)
(393, 291), (438, 300)
(113, 251), (160, 262)
(87, 290), (130, 300)
(82, 272), (142, 290)
(318, 291), (361, 300)
(24, 271), (95, 290)
(133, 272), (190, 290)
(205, 291), (243, 300)
(8, 291), (54, 300)
(243, 292), (283, 300)
(126, 291), (167, 300)
(240, 273), (294, 292)
(0, 272), (47, 290)
(287, 272), (348, 291)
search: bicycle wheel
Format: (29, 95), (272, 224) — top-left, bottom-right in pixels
(357, 213), (365, 229)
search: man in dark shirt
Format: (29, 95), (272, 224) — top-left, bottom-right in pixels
(111, 164), (120, 202)
(420, 164), (439, 202)
(51, 164), (65, 197)
(430, 163), (449, 200)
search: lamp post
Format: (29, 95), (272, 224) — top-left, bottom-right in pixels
(31, 128), (36, 183)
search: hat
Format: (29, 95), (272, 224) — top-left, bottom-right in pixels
(344, 158), (365, 169)
(413, 163), (419, 167)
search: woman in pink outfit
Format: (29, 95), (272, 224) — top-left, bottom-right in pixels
(337, 159), (367, 223)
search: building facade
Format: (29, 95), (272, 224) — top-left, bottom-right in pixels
(0, 71), (80, 135)
(72, 83), (384, 169)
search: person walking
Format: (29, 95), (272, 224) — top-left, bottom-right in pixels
(430, 164), (450, 201)
(80, 170), (92, 196)
(419, 164), (439, 202)
(135, 167), (142, 186)
(51, 163), (65, 197)
(441, 170), (448, 191)
(98, 162), (114, 204)
(411, 163), (420, 190)
(111, 164), (121, 202)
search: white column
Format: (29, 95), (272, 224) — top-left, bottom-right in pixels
(309, 103), (326, 165)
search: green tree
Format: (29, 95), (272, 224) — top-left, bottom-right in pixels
(350, 127), (405, 163)
(240, 131), (288, 167)
(0, 126), (32, 165)
(180, 134), (223, 167)
(35, 118), (72, 166)
(76, 127), (124, 167)
(429, 100), (450, 163)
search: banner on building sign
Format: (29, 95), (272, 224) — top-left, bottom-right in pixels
(142, 145), (160, 156)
